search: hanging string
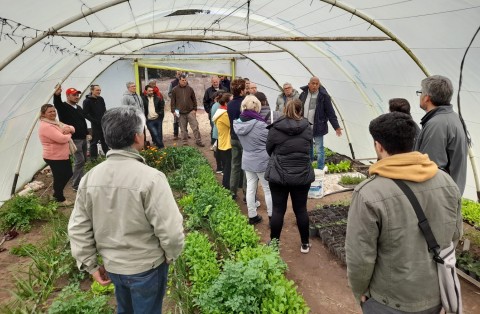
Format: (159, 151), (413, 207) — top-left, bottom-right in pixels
(0, 16), (93, 56)
(457, 24), (480, 147)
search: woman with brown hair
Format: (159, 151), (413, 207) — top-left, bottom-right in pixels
(212, 93), (233, 189)
(265, 99), (315, 253)
(38, 104), (75, 206)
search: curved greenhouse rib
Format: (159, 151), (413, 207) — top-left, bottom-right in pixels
(320, 0), (480, 198)
(0, 0), (127, 72)
(319, 0), (429, 76)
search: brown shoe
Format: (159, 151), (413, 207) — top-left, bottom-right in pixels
(173, 135), (179, 140)
(196, 142), (205, 147)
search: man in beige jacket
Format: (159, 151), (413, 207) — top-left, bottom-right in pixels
(68, 106), (184, 313)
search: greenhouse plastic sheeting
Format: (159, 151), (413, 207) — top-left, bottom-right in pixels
(0, 0), (479, 203)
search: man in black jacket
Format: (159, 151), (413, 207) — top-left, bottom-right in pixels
(83, 84), (108, 159)
(203, 76), (225, 145)
(142, 86), (165, 148)
(53, 85), (89, 191)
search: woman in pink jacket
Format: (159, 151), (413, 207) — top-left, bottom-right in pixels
(38, 104), (75, 206)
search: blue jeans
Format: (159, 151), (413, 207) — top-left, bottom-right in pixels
(310, 135), (325, 169)
(146, 116), (164, 148)
(107, 262), (169, 314)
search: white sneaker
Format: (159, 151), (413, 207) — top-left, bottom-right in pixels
(323, 166), (328, 172)
(301, 243), (311, 254)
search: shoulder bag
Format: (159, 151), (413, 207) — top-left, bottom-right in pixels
(393, 179), (462, 314)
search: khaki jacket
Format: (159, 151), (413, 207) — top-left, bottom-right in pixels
(346, 152), (462, 312)
(68, 149), (184, 275)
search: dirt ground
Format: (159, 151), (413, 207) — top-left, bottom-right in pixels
(1, 77), (479, 313)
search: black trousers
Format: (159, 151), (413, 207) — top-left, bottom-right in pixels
(269, 182), (311, 244)
(44, 158), (73, 202)
(217, 148), (231, 190)
(213, 148), (224, 172)
(90, 127), (109, 159)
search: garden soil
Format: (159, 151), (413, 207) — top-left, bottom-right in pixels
(0, 76), (479, 313)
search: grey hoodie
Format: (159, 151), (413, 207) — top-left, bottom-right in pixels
(233, 118), (269, 172)
(121, 91), (143, 110)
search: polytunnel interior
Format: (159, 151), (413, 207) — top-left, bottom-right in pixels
(0, 0), (479, 204)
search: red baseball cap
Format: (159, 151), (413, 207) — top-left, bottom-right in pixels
(65, 88), (81, 95)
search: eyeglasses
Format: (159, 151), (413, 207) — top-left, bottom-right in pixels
(416, 90), (422, 96)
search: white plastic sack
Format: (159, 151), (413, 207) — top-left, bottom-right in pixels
(308, 169), (325, 199)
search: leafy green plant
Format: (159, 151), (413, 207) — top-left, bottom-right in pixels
(168, 255), (196, 313)
(90, 281), (114, 295)
(461, 199), (480, 227)
(10, 243), (36, 256)
(325, 147), (335, 158)
(463, 229), (480, 247)
(339, 174), (365, 185)
(48, 284), (112, 314)
(84, 156), (106, 172)
(183, 231), (220, 296)
(5, 216), (86, 313)
(197, 246), (309, 314)
(326, 160), (351, 173)
(0, 193), (56, 232)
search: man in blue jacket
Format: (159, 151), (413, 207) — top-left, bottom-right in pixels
(299, 77), (342, 170)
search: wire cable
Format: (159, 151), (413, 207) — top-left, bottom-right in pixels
(457, 24), (480, 147)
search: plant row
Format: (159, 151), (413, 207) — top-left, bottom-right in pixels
(163, 146), (310, 313)
(4, 211), (113, 313)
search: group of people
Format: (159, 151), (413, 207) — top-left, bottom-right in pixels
(38, 71), (468, 313)
(346, 75), (467, 313)
(204, 76), (343, 255)
(38, 84), (108, 206)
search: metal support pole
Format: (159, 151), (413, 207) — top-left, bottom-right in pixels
(52, 31), (391, 42)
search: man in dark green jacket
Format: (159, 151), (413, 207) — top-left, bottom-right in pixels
(346, 112), (462, 313)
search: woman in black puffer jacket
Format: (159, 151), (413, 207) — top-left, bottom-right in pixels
(265, 99), (315, 254)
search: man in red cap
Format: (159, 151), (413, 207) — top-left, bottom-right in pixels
(54, 85), (90, 191)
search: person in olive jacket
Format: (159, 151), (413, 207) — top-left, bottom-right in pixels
(265, 99), (315, 254)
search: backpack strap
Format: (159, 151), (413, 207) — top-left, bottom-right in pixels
(392, 179), (444, 264)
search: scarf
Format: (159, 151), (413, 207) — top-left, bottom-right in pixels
(240, 110), (266, 123)
(40, 117), (77, 155)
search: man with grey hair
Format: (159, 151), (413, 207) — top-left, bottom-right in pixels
(121, 81), (143, 110)
(68, 106), (184, 313)
(143, 79), (162, 98)
(415, 75), (468, 194)
(299, 76), (343, 170)
(276, 82), (300, 112)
